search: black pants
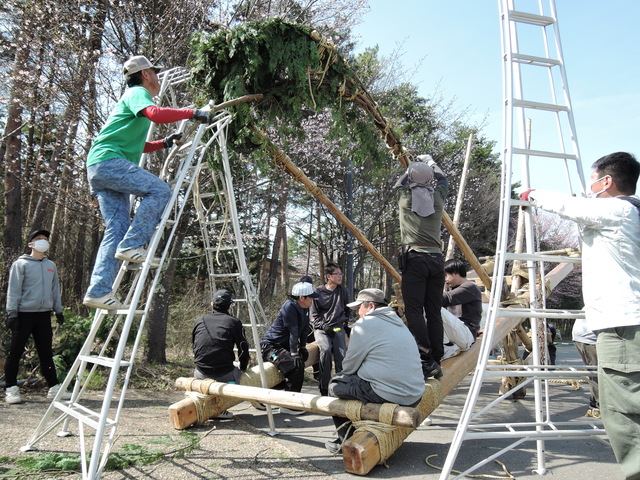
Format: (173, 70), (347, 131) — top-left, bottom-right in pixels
(261, 345), (305, 393)
(328, 373), (420, 442)
(401, 251), (445, 365)
(4, 311), (58, 387)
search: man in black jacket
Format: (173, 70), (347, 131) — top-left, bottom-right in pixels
(310, 263), (350, 396)
(192, 289), (250, 387)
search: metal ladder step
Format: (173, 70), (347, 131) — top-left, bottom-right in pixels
(512, 99), (568, 112)
(78, 355), (132, 369)
(511, 147), (579, 160)
(508, 9), (555, 26)
(511, 53), (561, 67)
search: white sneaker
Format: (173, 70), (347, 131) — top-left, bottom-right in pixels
(5, 385), (22, 404)
(83, 293), (126, 310)
(278, 407), (306, 416)
(115, 247), (147, 263)
(47, 384), (72, 400)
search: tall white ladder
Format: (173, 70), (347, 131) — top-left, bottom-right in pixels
(438, 1), (606, 478)
(20, 67), (272, 478)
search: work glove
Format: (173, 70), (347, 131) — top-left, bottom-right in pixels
(6, 315), (18, 331)
(162, 132), (183, 149)
(192, 109), (212, 123)
(55, 313), (65, 326)
(324, 324), (342, 337)
(519, 188), (535, 202)
(298, 346), (309, 363)
(291, 353), (305, 370)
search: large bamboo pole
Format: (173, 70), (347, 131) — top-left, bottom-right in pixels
(445, 133), (474, 260)
(175, 377), (421, 428)
(250, 124), (401, 284)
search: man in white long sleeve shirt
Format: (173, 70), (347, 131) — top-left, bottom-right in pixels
(522, 151), (640, 480)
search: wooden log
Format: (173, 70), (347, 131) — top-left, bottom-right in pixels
(169, 343), (320, 429)
(176, 377), (421, 428)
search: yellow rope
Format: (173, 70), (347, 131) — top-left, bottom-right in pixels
(425, 454), (516, 479)
(185, 390), (221, 426)
(345, 400), (362, 421)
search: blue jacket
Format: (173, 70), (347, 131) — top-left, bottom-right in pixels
(260, 299), (309, 353)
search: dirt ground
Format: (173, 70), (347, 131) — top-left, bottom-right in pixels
(0, 386), (335, 479)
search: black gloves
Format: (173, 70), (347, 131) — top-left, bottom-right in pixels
(344, 324), (351, 337)
(6, 315), (18, 330)
(55, 313), (65, 326)
(298, 346), (309, 363)
(192, 109), (211, 123)
(162, 132), (183, 149)
(291, 354), (305, 370)
(323, 324), (342, 337)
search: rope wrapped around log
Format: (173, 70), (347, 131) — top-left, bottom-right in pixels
(174, 377), (422, 428)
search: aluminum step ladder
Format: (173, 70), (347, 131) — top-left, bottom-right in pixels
(20, 67), (272, 478)
(438, 1), (605, 478)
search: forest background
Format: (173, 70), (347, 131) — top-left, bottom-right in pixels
(0, 0), (579, 380)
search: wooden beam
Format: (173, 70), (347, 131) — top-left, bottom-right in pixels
(175, 377), (421, 428)
(169, 343), (320, 429)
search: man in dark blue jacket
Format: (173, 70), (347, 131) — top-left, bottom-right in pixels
(260, 282), (318, 414)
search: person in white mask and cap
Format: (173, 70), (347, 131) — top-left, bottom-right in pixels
(4, 229), (70, 404)
(395, 155), (449, 381)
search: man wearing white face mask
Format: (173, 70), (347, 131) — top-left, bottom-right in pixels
(4, 230), (70, 404)
(521, 152), (640, 480)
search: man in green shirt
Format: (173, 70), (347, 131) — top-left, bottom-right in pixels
(83, 55), (211, 310)
(395, 155), (449, 381)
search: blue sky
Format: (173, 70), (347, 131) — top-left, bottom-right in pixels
(352, 0), (640, 192)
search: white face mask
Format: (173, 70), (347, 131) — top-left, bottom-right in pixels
(32, 239), (50, 253)
(588, 175), (607, 198)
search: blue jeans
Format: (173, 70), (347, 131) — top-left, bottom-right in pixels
(86, 158), (171, 298)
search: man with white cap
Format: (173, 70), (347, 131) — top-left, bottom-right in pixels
(395, 155), (449, 381)
(324, 288), (424, 454)
(83, 55), (215, 311)
(260, 282), (319, 414)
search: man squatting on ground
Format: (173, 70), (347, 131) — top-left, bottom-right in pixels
(5, 230), (71, 404)
(522, 152), (640, 480)
(395, 155), (448, 380)
(260, 282), (319, 415)
(83, 55), (214, 311)
(325, 288), (424, 454)
(192, 289), (250, 419)
(310, 262), (350, 396)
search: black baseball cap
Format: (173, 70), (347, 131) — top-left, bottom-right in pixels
(28, 229), (50, 243)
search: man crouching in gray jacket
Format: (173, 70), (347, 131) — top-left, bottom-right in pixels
(324, 288), (425, 454)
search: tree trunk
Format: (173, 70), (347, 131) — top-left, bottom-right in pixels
(1, 11), (36, 305)
(145, 211), (190, 363)
(265, 179), (290, 298)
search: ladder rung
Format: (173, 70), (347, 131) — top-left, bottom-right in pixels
(504, 253), (581, 264)
(78, 355), (131, 369)
(512, 53), (561, 67)
(511, 148), (578, 161)
(512, 99), (568, 112)
(508, 10), (555, 26)
(54, 401), (117, 430)
(497, 307), (584, 319)
(241, 323), (266, 327)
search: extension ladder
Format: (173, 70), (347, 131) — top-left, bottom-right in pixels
(21, 67), (272, 478)
(438, 1), (605, 478)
